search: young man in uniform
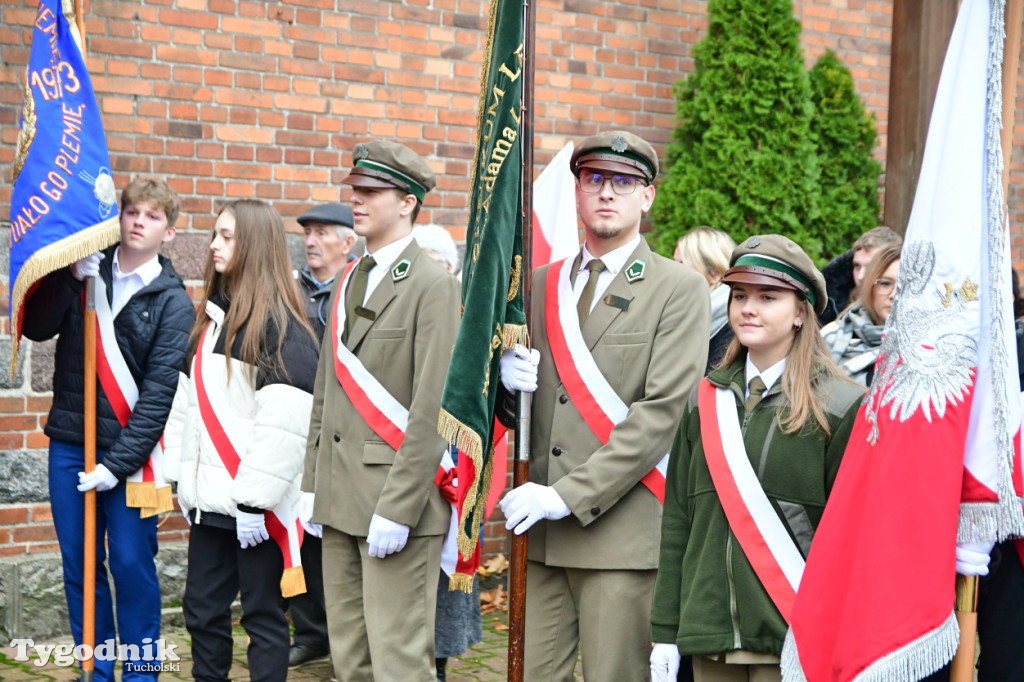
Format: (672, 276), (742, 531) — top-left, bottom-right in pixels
(499, 131), (711, 681)
(301, 141), (461, 681)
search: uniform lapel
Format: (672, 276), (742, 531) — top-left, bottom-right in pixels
(345, 242), (417, 352)
(580, 240), (648, 349)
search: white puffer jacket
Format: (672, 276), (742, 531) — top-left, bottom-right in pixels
(163, 298), (319, 516)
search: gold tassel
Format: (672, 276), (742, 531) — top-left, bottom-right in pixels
(280, 566), (307, 598)
(436, 409), (488, 560)
(448, 572), (475, 594)
(138, 485), (175, 518)
(501, 323), (530, 351)
(125, 481), (158, 508)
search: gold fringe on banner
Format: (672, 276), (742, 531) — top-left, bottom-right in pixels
(280, 566), (307, 598)
(139, 485), (175, 519)
(437, 409), (486, 559)
(448, 571), (475, 593)
(501, 323), (529, 351)
(9, 217), (120, 379)
(125, 481), (159, 508)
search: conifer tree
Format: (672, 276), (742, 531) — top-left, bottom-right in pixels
(808, 49), (882, 257)
(650, 0), (822, 259)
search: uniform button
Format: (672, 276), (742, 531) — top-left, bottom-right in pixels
(590, 506), (601, 516)
(558, 394), (569, 404)
(551, 447), (561, 456)
(333, 434), (340, 443)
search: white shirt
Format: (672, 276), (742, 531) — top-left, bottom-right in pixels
(111, 247), (162, 317)
(360, 234), (415, 305)
(744, 355), (787, 401)
(573, 235), (642, 315)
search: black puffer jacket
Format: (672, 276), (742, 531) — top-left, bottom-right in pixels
(22, 246), (195, 479)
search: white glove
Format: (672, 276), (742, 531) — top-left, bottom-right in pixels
(500, 344), (540, 393)
(650, 643), (681, 682)
(71, 252), (104, 281)
(955, 540), (996, 576)
(236, 510), (270, 549)
(298, 492), (321, 538)
(367, 514), (410, 558)
(76, 464), (118, 492)
(499, 482), (570, 535)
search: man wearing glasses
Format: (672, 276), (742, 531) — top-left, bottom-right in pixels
(498, 131), (711, 680)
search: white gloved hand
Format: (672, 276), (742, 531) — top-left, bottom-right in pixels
(298, 492), (321, 538)
(499, 482), (570, 535)
(76, 464), (118, 492)
(650, 643), (681, 682)
(71, 252), (104, 281)
(955, 540), (996, 576)
(499, 344), (541, 393)
(367, 514), (410, 558)
(236, 510), (270, 549)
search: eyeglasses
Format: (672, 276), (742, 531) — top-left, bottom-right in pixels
(873, 278), (895, 295)
(578, 168), (646, 195)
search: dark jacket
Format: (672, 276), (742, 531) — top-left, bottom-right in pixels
(651, 360), (863, 657)
(297, 267), (335, 342)
(22, 246), (195, 479)
(819, 250), (854, 325)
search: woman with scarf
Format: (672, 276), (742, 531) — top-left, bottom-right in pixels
(673, 227), (737, 373)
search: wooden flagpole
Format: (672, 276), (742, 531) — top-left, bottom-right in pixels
(508, 0), (537, 677)
(74, 1), (98, 679)
(950, 1), (1022, 680)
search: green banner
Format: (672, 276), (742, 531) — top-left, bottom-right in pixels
(437, 0), (525, 580)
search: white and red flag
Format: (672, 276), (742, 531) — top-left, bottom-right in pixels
(782, 0), (1024, 679)
(531, 142), (579, 267)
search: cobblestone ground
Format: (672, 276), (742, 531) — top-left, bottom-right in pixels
(0, 610), (569, 682)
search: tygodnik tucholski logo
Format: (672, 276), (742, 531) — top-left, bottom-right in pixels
(8, 637), (181, 672)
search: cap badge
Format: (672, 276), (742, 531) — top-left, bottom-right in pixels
(354, 143), (370, 161)
(624, 259), (646, 283)
(611, 136), (628, 153)
(391, 259), (412, 281)
(746, 236), (761, 249)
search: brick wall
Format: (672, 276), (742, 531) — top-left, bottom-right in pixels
(0, 0), (1023, 565)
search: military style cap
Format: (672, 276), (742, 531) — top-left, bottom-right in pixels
(297, 203), (353, 228)
(722, 234), (828, 315)
(343, 140), (437, 203)
(570, 131), (659, 183)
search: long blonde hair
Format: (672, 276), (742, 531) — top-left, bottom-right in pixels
(721, 295), (850, 435)
(186, 200), (315, 382)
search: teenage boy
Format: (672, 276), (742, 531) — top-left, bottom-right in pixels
(302, 140), (461, 681)
(22, 177), (195, 682)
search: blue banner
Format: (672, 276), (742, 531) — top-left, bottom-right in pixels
(9, 0), (118, 356)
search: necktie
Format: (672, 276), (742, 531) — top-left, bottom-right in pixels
(745, 376), (767, 413)
(345, 256), (376, 340)
(577, 259), (607, 327)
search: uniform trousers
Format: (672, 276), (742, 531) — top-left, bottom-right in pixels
(322, 527), (443, 682)
(524, 560), (656, 682)
(183, 522), (289, 682)
(691, 656), (781, 682)
(288, 532), (330, 653)
(49, 439), (161, 682)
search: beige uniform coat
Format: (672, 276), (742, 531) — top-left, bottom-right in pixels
(302, 242), (461, 536)
(528, 239), (710, 569)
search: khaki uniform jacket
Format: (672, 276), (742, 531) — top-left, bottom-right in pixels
(302, 241), (461, 537)
(528, 239), (710, 569)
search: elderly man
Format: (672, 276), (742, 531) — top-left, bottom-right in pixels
(297, 203), (357, 341)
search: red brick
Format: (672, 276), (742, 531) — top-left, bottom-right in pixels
(0, 546), (28, 558)
(26, 432), (49, 449)
(0, 506), (28, 524)
(12, 525), (57, 543)
(0, 433), (24, 449)
(0, 397), (24, 413)
(30, 504), (52, 522)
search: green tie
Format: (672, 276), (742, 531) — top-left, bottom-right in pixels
(745, 376), (767, 413)
(345, 256), (376, 340)
(577, 259), (607, 327)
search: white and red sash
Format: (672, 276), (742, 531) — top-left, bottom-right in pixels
(697, 379), (805, 622)
(544, 257), (668, 502)
(332, 260), (491, 591)
(194, 320), (306, 598)
(91, 277), (172, 518)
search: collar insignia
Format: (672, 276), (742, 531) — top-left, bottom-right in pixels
(354, 143), (370, 161)
(624, 259), (646, 283)
(746, 236), (761, 249)
(391, 259), (411, 281)
(611, 136), (628, 153)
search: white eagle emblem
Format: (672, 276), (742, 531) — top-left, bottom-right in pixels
(864, 240), (977, 443)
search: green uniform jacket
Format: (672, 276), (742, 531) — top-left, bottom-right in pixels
(650, 360), (864, 656)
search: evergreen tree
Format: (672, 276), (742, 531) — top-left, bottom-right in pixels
(808, 49), (882, 258)
(650, 0), (822, 260)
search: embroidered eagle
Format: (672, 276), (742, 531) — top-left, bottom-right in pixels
(865, 241), (977, 442)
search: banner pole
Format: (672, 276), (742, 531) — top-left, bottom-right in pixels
(507, 0), (536, 677)
(82, 275), (97, 682)
(950, 1), (1022, 680)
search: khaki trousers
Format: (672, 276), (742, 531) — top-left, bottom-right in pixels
(322, 527), (443, 682)
(692, 655), (782, 682)
(524, 560), (656, 682)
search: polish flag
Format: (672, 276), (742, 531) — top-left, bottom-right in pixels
(532, 142), (580, 267)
